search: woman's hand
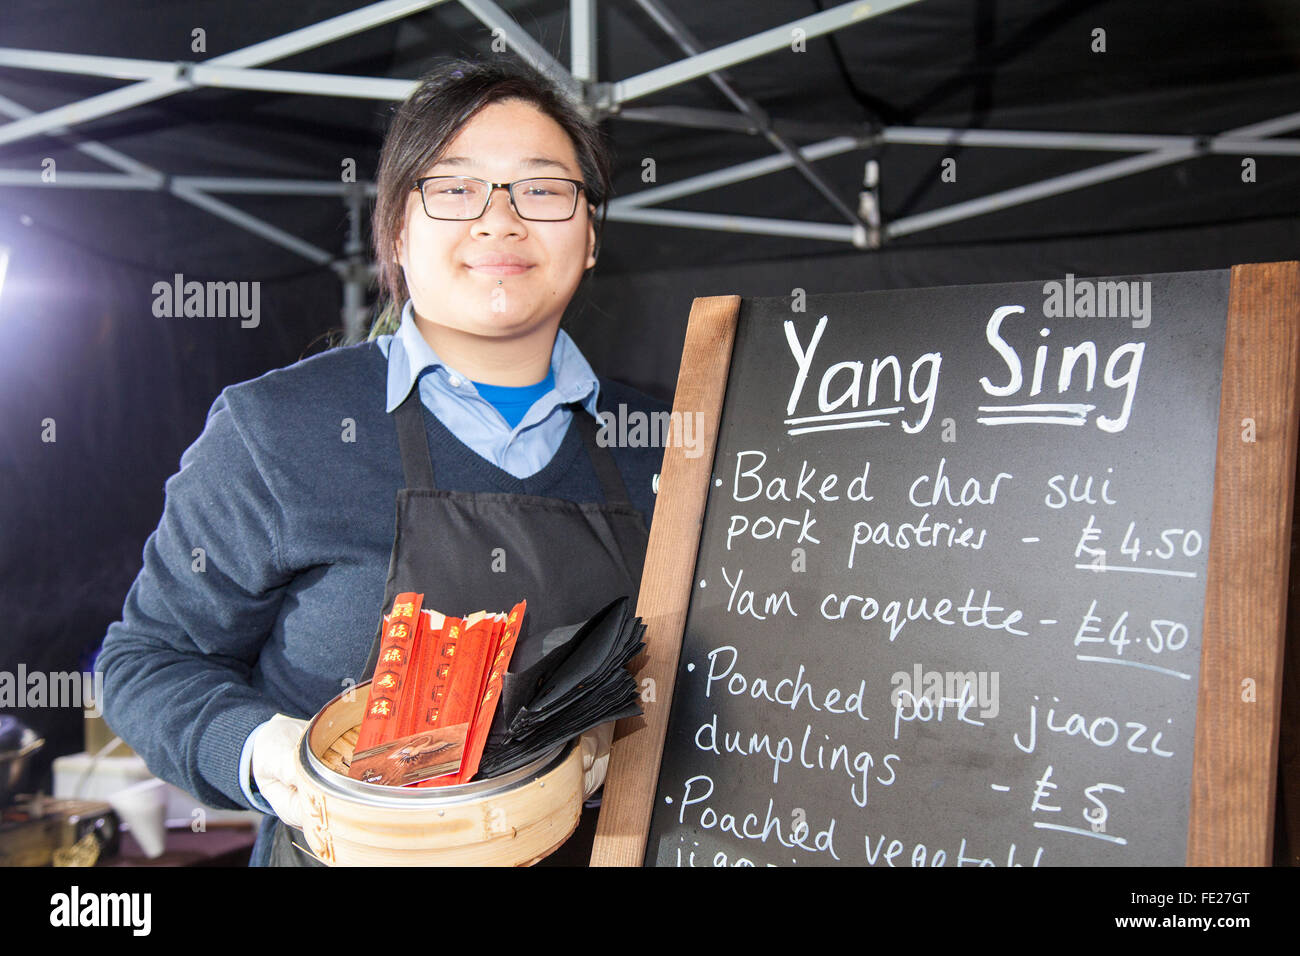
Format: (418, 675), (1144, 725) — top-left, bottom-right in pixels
(250, 715), (311, 828)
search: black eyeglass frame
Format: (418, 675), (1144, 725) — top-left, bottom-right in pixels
(411, 175), (588, 222)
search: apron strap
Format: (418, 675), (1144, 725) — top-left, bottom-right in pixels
(575, 407), (633, 508)
(394, 385), (437, 489)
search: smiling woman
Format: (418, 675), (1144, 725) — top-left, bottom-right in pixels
(393, 98), (596, 383)
(96, 58), (667, 867)
(369, 61), (611, 381)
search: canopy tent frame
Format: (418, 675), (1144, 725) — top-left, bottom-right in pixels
(0, 0), (1296, 339)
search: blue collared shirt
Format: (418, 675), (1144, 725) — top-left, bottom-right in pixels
(238, 301), (602, 811)
(376, 300), (601, 478)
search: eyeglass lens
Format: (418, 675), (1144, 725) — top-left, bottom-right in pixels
(420, 177), (578, 220)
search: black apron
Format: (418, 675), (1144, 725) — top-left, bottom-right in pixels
(266, 387), (650, 866)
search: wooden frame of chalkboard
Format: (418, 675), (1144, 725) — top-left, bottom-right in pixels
(591, 262), (1299, 867)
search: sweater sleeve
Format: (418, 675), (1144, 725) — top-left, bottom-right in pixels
(96, 387), (293, 811)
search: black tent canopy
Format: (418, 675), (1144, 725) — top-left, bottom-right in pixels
(1, 0), (1297, 336)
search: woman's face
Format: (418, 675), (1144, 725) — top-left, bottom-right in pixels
(395, 98), (596, 346)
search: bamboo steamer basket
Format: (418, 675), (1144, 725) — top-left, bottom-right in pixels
(294, 681), (583, 866)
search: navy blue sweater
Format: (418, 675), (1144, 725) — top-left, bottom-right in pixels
(97, 341), (667, 813)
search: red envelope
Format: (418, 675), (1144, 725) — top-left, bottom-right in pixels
(353, 594), (526, 787)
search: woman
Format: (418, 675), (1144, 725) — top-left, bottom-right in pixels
(97, 58), (666, 866)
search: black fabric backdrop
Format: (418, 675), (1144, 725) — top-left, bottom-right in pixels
(569, 215), (1300, 398)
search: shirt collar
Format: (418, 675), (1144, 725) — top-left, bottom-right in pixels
(378, 300), (601, 416)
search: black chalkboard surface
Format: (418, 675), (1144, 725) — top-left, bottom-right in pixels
(641, 271), (1233, 867)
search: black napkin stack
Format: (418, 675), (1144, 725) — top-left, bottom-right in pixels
(478, 596), (645, 777)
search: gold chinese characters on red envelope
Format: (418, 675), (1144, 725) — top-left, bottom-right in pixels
(349, 592), (525, 787)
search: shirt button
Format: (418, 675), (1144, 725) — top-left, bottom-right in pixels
(448, 375), (461, 387)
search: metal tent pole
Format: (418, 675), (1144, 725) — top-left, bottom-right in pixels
(629, 0), (871, 242)
(612, 0), (922, 105)
(880, 126), (1300, 156)
(0, 93), (335, 265)
(888, 110), (1300, 239)
(570, 0), (597, 83)
(604, 206), (856, 243)
(608, 136), (866, 210)
(615, 105), (864, 141)
(0, 0), (452, 148)
(457, 0), (581, 100)
(334, 187), (373, 343)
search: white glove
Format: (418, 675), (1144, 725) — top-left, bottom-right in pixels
(580, 722), (615, 799)
(250, 714), (311, 828)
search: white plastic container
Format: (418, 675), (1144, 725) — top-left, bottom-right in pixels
(52, 751), (260, 826)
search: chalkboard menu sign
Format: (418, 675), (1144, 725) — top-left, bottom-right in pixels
(592, 263), (1300, 868)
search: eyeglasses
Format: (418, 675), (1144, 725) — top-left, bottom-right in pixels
(412, 176), (587, 221)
